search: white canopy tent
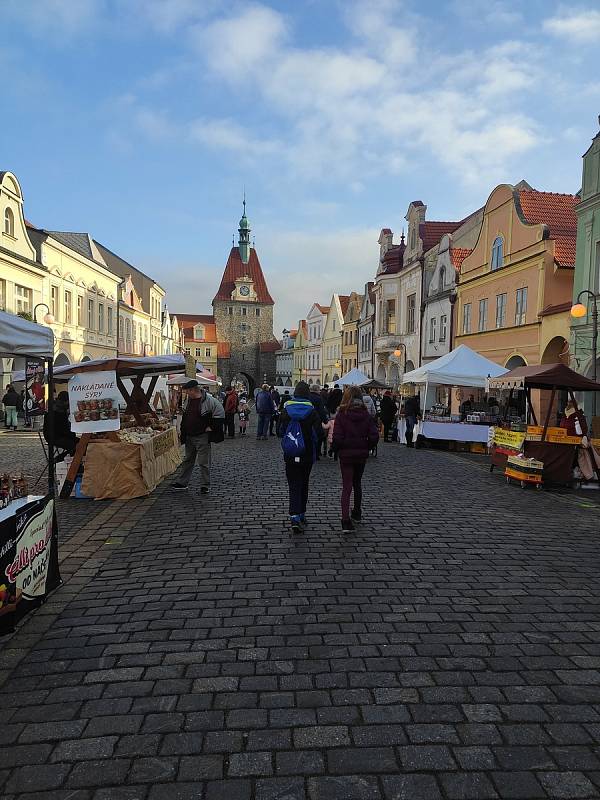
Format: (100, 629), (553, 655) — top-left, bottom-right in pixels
(166, 373), (218, 386)
(337, 367), (371, 386)
(12, 354), (206, 383)
(402, 345), (507, 388)
(0, 309), (54, 359)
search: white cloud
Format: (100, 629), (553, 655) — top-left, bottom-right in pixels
(543, 8), (600, 43)
(188, 118), (282, 159)
(1, 0), (105, 37)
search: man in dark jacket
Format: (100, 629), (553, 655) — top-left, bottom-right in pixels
(255, 384), (275, 440)
(403, 394), (421, 448)
(379, 390), (397, 442)
(279, 381), (321, 534)
(43, 390), (78, 455)
(269, 387), (281, 436)
(326, 384), (343, 415)
(2, 384), (19, 430)
(309, 387), (328, 459)
(172, 381), (225, 491)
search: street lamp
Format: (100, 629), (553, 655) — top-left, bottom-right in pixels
(33, 303), (55, 325)
(392, 342), (407, 373)
(571, 289), (599, 416)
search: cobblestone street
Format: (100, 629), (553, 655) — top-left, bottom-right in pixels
(2, 432), (600, 799)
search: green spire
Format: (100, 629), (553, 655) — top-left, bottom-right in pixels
(238, 193), (251, 264)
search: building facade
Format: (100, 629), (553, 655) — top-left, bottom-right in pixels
(321, 295), (348, 385)
(275, 329), (296, 386)
(421, 208), (484, 365)
(178, 314), (219, 377)
(373, 229), (406, 385)
(305, 303), (328, 387)
(455, 183), (578, 370)
(292, 320), (307, 386)
(570, 121), (600, 400)
(342, 291), (363, 375)
(212, 205), (278, 391)
(357, 283), (375, 379)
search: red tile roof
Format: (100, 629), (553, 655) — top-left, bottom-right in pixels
(289, 329), (298, 337)
(539, 301), (573, 317)
(213, 247), (274, 304)
(518, 190), (579, 268)
(176, 313), (217, 342)
(380, 241), (406, 274)
(420, 221), (462, 253)
(338, 295), (350, 316)
(259, 341), (280, 353)
(450, 248), (473, 270)
(315, 304), (330, 314)
(217, 342), (231, 358)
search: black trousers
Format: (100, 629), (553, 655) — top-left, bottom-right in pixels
(225, 413), (235, 438)
(285, 460), (312, 516)
(383, 420), (393, 441)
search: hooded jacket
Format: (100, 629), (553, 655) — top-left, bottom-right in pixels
(333, 401), (380, 463)
(278, 397), (321, 464)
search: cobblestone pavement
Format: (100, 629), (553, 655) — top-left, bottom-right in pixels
(2, 430), (600, 799)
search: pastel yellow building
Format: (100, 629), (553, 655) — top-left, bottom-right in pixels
(292, 320), (307, 386)
(321, 294), (348, 385)
(342, 291), (363, 375)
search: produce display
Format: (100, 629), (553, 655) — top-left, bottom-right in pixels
(120, 413), (171, 432)
(0, 472), (29, 510)
(74, 399), (118, 422)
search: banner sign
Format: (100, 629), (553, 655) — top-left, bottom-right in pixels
(492, 427), (526, 455)
(0, 495), (61, 637)
(25, 358), (45, 423)
(69, 370), (121, 434)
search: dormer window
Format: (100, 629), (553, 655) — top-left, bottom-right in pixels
(194, 324), (204, 339)
(491, 237), (504, 270)
(3, 207), (14, 237)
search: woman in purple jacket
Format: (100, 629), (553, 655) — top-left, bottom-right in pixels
(332, 386), (379, 532)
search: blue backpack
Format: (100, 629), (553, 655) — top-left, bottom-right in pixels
(281, 400), (315, 460)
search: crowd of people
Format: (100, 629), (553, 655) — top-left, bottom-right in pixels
(170, 379), (422, 534)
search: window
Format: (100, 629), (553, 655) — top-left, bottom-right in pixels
(256, 308), (260, 317)
(227, 306), (233, 315)
(478, 298), (488, 332)
(515, 287), (528, 325)
(332, 320), (336, 331)
(386, 299), (396, 334)
(429, 317), (437, 342)
(0, 279), (5, 311)
(241, 306), (247, 316)
(98, 303), (104, 333)
(15, 284), (32, 314)
(462, 303), (472, 334)
(194, 324), (204, 339)
(205, 347), (211, 358)
(125, 319), (131, 346)
(407, 294), (416, 334)
(88, 298), (94, 329)
(132, 319), (137, 341)
(410, 226), (416, 249)
(77, 295), (83, 326)
(496, 293), (507, 328)
(439, 266), (446, 291)
(195, 347), (202, 357)
(439, 314), (447, 341)
(491, 237), (504, 270)
(64, 290), (72, 324)
(184, 346), (191, 355)
(107, 306), (113, 335)
(50, 286), (58, 320)
(3, 207), (14, 237)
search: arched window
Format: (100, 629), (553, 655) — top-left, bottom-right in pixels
(491, 237), (504, 270)
(4, 207), (14, 237)
(194, 324), (204, 339)
(410, 226), (416, 249)
(439, 266), (446, 291)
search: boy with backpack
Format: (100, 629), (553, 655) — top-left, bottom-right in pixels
(278, 381), (322, 534)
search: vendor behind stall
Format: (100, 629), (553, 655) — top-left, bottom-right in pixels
(560, 400), (588, 436)
(43, 390), (79, 456)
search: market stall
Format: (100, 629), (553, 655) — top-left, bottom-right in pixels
(0, 310), (61, 636)
(50, 355), (199, 500)
(337, 367), (371, 386)
(488, 363), (600, 487)
(402, 345), (507, 447)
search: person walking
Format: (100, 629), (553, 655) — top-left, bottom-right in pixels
(380, 390), (397, 442)
(332, 386), (379, 532)
(403, 393), (421, 448)
(309, 385), (328, 460)
(255, 383), (275, 440)
(269, 386), (281, 436)
(278, 381), (321, 534)
(224, 387), (238, 439)
(2, 384), (19, 431)
(172, 380), (225, 492)
(238, 400), (250, 436)
(326, 384), (343, 415)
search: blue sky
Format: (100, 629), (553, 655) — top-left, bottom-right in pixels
(2, 0), (599, 331)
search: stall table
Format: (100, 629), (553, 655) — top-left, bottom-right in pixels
(419, 420), (490, 443)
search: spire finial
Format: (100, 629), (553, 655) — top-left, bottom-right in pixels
(243, 187), (246, 216)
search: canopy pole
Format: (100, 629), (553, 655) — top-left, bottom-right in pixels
(542, 387), (556, 442)
(46, 357), (55, 496)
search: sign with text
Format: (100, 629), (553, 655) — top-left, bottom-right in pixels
(69, 370), (121, 434)
(492, 427), (525, 455)
(25, 358), (45, 423)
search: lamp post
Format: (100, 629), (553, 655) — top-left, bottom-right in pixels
(33, 303), (55, 325)
(571, 290), (599, 416)
(393, 343), (407, 373)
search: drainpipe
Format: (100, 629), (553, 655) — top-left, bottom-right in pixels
(418, 256), (425, 367)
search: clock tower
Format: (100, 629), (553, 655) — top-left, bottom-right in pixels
(212, 202), (278, 392)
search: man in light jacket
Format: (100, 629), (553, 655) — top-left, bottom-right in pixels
(172, 381), (225, 492)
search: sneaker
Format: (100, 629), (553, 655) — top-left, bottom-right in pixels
(171, 482), (188, 490)
(300, 514), (308, 528)
(341, 518), (354, 533)
(200, 486), (210, 495)
(351, 508), (362, 521)
(290, 515), (303, 534)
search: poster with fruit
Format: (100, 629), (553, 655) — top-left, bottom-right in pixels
(68, 370), (121, 434)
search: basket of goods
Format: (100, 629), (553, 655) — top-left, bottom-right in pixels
(505, 454), (544, 489)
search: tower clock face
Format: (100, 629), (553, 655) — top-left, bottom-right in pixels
(240, 285), (250, 296)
